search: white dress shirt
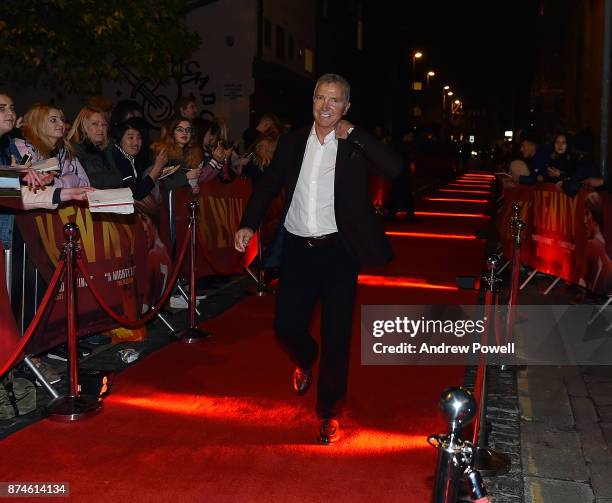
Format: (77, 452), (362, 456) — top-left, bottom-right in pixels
(284, 125), (338, 237)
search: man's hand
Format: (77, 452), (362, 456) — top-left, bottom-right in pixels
(334, 120), (354, 140)
(234, 227), (254, 252)
(547, 167), (561, 178)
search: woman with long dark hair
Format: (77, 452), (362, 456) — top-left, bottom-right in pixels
(150, 116), (201, 192)
(546, 132), (574, 183)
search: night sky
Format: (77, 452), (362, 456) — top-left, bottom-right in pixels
(362, 0), (540, 123)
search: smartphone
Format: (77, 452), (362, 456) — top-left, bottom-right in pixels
(20, 153), (33, 165)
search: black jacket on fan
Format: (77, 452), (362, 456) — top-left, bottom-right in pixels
(112, 144), (155, 200)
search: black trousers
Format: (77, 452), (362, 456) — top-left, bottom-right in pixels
(274, 231), (359, 419)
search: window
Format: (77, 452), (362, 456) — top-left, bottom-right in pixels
(276, 25), (285, 59)
(305, 48), (313, 73)
(264, 19), (271, 48)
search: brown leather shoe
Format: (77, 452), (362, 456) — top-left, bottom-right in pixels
(318, 419), (340, 445)
(292, 367), (312, 395)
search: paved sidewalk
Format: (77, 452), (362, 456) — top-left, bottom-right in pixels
(506, 271), (612, 503)
(519, 365), (612, 503)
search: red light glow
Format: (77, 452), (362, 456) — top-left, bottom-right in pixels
(111, 393), (428, 455)
(463, 174), (495, 179)
(358, 274), (459, 291)
(386, 231), (478, 240)
(282, 429), (429, 454)
(414, 211), (490, 219)
(438, 189), (490, 195)
(425, 197), (489, 203)
(448, 183), (491, 188)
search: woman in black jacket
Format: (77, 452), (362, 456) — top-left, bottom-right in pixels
(111, 118), (167, 200)
(67, 106), (124, 189)
(546, 132), (574, 183)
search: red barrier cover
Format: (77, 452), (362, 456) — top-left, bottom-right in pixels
(0, 251), (21, 367)
(498, 185), (611, 294)
(2, 179), (282, 362)
(170, 179), (283, 278)
(15, 205), (148, 354)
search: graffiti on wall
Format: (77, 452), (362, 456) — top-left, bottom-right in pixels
(114, 60), (218, 127)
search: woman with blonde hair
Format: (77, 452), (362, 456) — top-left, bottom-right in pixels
(150, 116), (201, 192)
(67, 106), (123, 189)
(14, 103), (91, 190)
(240, 122), (282, 185)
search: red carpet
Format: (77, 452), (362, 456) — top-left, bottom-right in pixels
(0, 173), (493, 502)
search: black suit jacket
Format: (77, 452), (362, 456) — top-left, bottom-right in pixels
(240, 125), (403, 268)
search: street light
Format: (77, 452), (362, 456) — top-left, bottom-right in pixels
(412, 51), (423, 66)
(426, 70), (435, 87)
(443, 85), (450, 91)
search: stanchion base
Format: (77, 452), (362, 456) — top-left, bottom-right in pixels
(473, 446), (511, 476)
(176, 327), (212, 344)
(46, 394), (102, 422)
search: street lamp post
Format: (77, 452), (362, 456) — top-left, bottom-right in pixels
(411, 51), (423, 127)
(427, 71), (436, 88)
(412, 51), (423, 67)
(442, 85), (450, 111)
(442, 89), (453, 140)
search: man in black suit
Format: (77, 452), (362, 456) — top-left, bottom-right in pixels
(234, 74), (402, 444)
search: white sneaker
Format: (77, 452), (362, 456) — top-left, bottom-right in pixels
(181, 286), (207, 300)
(169, 294), (188, 309)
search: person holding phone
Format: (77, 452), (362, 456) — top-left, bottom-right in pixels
(194, 120), (235, 184)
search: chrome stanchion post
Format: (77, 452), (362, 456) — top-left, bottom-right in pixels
(505, 203), (525, 347)
(176, 201), (211, 343)
(472, 255), (500, 445)
(4, 247), (11, 301)
(47, 223), (102, 421)
(472, 255), (511, 477)
(430, 387), (490, 503)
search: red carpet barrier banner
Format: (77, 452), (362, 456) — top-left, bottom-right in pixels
(498, 185), (610, 294)
(1, 179), (281, 364)
(170, 179), (283, 278)
(583, 190), (612, 294)
(0, 251), (22, 367)
(16, 206), (148, 354)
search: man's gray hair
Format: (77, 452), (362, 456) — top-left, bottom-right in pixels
(314, 73), (351, 103)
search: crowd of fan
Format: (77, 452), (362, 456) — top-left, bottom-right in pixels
(496, 127), (604, 196)
(0, 92), (286, 386)
(0, 93), (284, 214)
